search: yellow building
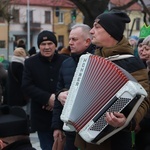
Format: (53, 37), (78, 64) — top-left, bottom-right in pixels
(0, 25), (7, 48)
(0, 0), (147, 59)
(0, 20), (8, 59)
(53, 7), (83, 48)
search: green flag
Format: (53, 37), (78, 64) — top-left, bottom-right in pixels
(139, 24), (150, 38)
(0, 56), (4, 63)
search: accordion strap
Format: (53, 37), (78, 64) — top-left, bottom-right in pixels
(106, 54), (134, 61)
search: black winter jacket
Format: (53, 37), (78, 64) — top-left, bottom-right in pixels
(22, 51), (68, 131)
(7, 57), (26, 106)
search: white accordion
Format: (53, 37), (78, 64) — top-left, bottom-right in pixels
(60, 54), (147, 144)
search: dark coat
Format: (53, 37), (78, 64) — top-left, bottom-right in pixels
(51, 57), (77, 130)
(22, 51), (68, 131)
(0, 63), (7, 103)
(2, 139), (36, 150)
(135, 60), (150, 150)
(6, 57), (26, 106)
(51, 44), (95, 131)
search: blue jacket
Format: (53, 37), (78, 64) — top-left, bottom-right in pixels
(51, 44), (95, 130)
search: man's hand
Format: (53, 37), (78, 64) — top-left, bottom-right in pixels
(105, 112), (126, 128)
(48, 93), (55, 107)
(42, 94), (55, 111)
(134, 124), (141, 133)
(53, 129), (65, 141)
(58, 91), (68, 106)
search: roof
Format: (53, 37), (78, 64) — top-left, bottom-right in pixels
(11, 0), (75, 8)
(11, 0), (149, 11)
(110, 0), (142, 11)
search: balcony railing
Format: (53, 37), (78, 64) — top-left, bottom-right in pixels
(23, 22), (41, 31)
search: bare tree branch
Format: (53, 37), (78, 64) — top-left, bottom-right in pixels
(139, 0), (150, 25)
(111, 0), (138, 10)
(69, 0), (110, 27)
(69, 0), (150, 27)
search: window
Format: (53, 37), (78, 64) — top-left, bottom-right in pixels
(29, 10), (33, 23)
(26, 10), (33, 23)
(0, 41), (5, 48)
(0, 13), (4, 23)
(136, 18), (140, 30)
(58, 35), (64, 47)
(58, 12), (64, 23)
(13, 9), (19, 23)
(45, 11), (51, 24)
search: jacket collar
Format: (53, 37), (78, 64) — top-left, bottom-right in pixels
(95, 36), (133, 58)
(38, 50), (58, 63)
(71, 44), (96, 63)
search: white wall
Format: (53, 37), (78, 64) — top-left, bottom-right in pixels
(8, 4), (53, 55)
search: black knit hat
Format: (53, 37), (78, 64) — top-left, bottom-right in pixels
(95, 10), (130, 41)
(37, 30), (57, 48)
(0, 105), (29, 137)
(28, 46), (36, 56)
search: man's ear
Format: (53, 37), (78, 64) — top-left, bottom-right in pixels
(86, 38), (91, 45)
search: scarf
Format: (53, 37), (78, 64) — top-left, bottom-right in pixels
(11, 56), (25, 65)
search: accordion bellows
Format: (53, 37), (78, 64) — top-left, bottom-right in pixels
(61, 54), (147, 144)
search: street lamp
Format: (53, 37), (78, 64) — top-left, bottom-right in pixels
(27, 0), (30, 50)
(7, 14), (13, 60)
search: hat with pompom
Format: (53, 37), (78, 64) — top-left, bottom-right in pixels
(13, 47), (26, 58)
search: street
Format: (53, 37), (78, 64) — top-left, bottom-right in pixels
(30, 132), (41, 150)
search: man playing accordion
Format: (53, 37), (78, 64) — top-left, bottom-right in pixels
(74, 10), (150, 150)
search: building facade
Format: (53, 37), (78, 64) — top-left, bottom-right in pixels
(0, 0), (149, 60)
(53, 7), (83, 48)
(0, 0), (79, 59)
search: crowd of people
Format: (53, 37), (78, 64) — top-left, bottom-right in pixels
(0, 105), (36, 150)
(0, 9), (150, 150)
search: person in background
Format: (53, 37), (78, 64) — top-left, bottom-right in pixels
(58, 46), (71, 56)
(51, 24), (95, 150)
(6, 47), (27, 107)
(0, 105), (36, 150)
(135, 35), (150, 150)
(0, 63), (7, 105)
(22, 30), (68, 150)
(128, 35), (139, 57)
(16, 39), (28, 56)
(74, 10), (149, 150)
(16, 39), (26, 49)
(137, 37), (149, 66)
(0, 56), (9, 105)
(57, 46), (64, 53)
(0, 55), (9, 71)
(136, 38), (145, 57)
(132, 38), (145, 59)
(28, 46), (37, 57)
